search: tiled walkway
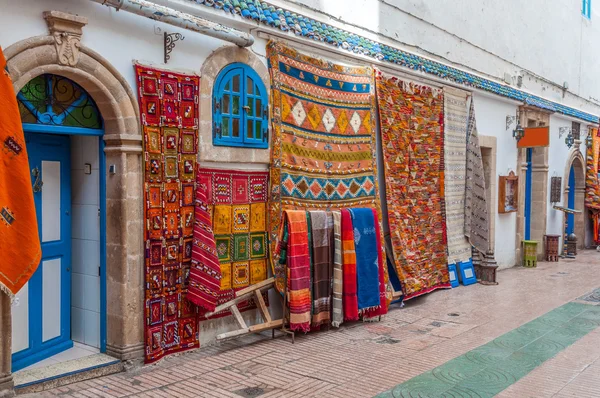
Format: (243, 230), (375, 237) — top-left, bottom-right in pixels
(25, 252), (600, 398)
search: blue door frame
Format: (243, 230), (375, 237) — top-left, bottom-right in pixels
(12, 125), (107, 371)
(524, 148), (533, 240)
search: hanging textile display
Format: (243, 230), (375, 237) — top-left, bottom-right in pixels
(331, 210), (344, 327)
(196, 167), (270, 318)
(188, 180), (221, 312)
(278, 210), (312, 332)
(340, 209), (359, 321)
(585, 127), (600, 210)
(443, 87), (472, 264)
(375, 69), (450, 300)
(0, 48), (41, 298)
(308, 210), (332, 327)
(465, 100), (490, 254)
(267, 41), (386, 295)
(136, 64), (200, 363)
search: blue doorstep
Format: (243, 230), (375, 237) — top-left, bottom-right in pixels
(447, 263), (460, 288)
(457, 259), (477, 286)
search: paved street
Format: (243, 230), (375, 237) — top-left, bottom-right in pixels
(28, 252), (600, 398)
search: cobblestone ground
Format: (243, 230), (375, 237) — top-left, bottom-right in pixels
(26, 252), (600, 397)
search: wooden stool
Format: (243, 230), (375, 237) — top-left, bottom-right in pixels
(544, 235), (560, 262)
(523, 240), (538, 267)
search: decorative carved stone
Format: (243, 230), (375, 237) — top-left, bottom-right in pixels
(44, 11), (88, 67)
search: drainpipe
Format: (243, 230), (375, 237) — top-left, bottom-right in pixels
(89, 0), (254, 47)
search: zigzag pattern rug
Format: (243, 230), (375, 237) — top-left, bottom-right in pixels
(267, 41), (385, 294)
(375, 69), (450, 300)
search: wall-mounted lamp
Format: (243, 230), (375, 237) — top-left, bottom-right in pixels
(506, 112), (524, 142)
(559, 127), (575, 149)
(586, 130), (594, 148)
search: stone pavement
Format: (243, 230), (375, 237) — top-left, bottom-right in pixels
(25, 252), (600, 398)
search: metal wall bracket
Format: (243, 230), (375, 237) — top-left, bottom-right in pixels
(164, 31), (184, 64)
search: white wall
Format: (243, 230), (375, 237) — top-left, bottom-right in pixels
(71, 136), (101, 348)
(282, 0), (600, 115)
(472, 93), (519, 268)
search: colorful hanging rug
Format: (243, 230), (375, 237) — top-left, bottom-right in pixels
(188, 177), (221, 313)
(349, 208), (381, 313)
(308, 210), (332, 327)
(443, 87), (471, 264)
(267, 41), (386, 295)
(465, 100), (490, 254)
(196, 167), (270, 319)
(585, 127), (600, 210)
(279, 210), (312, 332)
(340, 209), (359, 321)
(0, 48), (41, 298)
(331, 210), (344, 327)
(136, 64), (201, 363)
(375, 69), (450, 300)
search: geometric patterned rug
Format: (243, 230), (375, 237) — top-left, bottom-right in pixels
(136, 64), (201, 363)
(375, 68), (450, 300)
(267, 41), (384, 294)
(196, 167), (270, 319)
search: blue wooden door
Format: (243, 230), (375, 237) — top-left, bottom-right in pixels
(11, 133), (73, 371)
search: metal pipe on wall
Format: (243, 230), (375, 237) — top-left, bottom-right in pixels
(89, 0), (254, 47)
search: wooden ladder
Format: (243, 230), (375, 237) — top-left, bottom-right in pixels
(204, 277), (288, 342)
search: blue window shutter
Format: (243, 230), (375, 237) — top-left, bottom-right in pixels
(213, 63), (268, 149)
(583, 0), (591, 18)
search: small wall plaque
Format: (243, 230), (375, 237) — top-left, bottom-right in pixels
(498, 171), (518, 214)
(551, 176), (562, 203)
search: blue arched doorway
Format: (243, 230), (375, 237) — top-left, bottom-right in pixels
(11, 74), (107, 372)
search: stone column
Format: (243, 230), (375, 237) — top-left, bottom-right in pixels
(104, 132), (145, 363)
(0, 293), (14, 397)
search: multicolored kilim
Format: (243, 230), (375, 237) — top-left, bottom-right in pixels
(585, 127), (600, 210)
(309, 210), (332, 327)
(188, 173), (221, 313)
(341, 209), (359, 321)
(196, 167), (270, 319)
(375, 69), (450, 300)
(136, 64), (200, 363)
(267, 41), (385, 295)
(280, 210), (312, 332)
(331, 210), (344, 327)
(465, 100), (490, 254)
(443, 87), (471, 264)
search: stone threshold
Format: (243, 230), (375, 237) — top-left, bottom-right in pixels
(14, 354), (122, 395)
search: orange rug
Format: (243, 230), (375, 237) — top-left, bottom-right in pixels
(0, 47), (41, 298)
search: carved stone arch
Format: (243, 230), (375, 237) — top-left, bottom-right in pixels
(1, 19), (144, 392)
(199, 45), (270, 164)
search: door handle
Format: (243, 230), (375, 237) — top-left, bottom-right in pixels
(32, 167), (43, 193)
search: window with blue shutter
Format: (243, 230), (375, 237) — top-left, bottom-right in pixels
(213, 63), (268, 148)
(583, 0), (591, 18)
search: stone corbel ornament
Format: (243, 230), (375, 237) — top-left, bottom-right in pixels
(44, 10), (88, 67)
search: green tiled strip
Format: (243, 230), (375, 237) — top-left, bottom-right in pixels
(377, 301), (600, 398)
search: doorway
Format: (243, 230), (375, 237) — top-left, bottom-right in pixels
(10, 74), (106, 372)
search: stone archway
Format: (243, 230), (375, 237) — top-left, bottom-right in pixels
(563, 149), (586, 250)
(0, 11), (143, 393)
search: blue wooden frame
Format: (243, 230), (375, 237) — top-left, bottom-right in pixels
(524, 148), (533, 240)
(213, 63), (268, 148)
(12, 73), (107, 371)
(583, 0), (592, 19)
(567, 165), (576, 235)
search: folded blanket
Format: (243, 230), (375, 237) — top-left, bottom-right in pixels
(349, 208), (381, 313)
(341, 209), (359, 321)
